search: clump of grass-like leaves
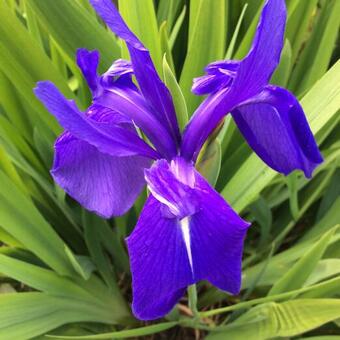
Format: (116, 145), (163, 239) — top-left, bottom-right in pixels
(0, 0), (339, 339)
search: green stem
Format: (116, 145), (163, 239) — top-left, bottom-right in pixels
(188, 284), (199, 318)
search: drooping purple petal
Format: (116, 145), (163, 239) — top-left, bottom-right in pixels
(127, 159), (250, 320)
(34, 81), (159, 160)
(182, 0), (286, 161)
(52, 131), (149, 218)
(232, 85), (323, 177)
(126, 195), (193, 320)
(89, 0), (181, 148)
(76, 48), (100, 95)
(190, 170), (250, 293)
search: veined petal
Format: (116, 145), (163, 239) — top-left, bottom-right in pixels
(76, 48), (100, 94)
(181, 87), (233, 161)
(77, 48), (137, 94)
(192, 74), (230, 96)
(192, 61), (240, 95)
(89, 0), (180, 148)
(34, 81), (159, 160)
(190, 171), (250, 293)
(144, 159), (197, 219)
(100, 59), (136, 90)
(75, 49), (173, 158)
(231, 0), (286, 101)
(182, 0), (286, 161)
(97, 86), (177, 159)
(126, 195), (193, 320)
(52, 132), (149, 218)
(127, 158), (250, 320)
(232, 85), (323, 177)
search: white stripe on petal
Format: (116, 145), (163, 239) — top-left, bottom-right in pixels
(180, 217), (193, 272)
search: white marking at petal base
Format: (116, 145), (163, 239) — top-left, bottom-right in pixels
(180, 217), (193, 272)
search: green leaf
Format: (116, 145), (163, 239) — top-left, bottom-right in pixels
(0, 71), (32, 141)
(82, 211), (119, 291)
(180, 0), (227, 114)
(64, 247), (95, 281)
(0, 254), (95, 301)
(196, 139), (222, 187)
(285, 0), (318, 62)
(233, 1), (263, 59)
(27, 0), (120, 71)
(157, 0), (182, 31)
(302, 196), (340, 241)
(207, 299), (340, 340)
(268, 226), (338, 296)
(0, 293), (116, 339)
(118, 0), (162, 73)
(163, 56), (188, 131)
(285, 171), (300, 220)
(169, 5), (186, 49)
(270, 39), (292, 87)
(159, 22), (175, 74)
(305, 259), (340, 286)
(47, 322), (177, 339)
(0, 1), (73, 135)
(289, 0), (340, 94)
(0, 170), (75, 276)
(248, 196), (272, 247)
(225, 3), (248, 59)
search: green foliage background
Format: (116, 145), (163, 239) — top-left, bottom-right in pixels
(0, 0), (339, 339)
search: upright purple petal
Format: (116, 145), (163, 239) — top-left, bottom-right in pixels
(34, 81), (159, 159)
(182, 0), (286, 161)
(192, 61), (240, 95)
(76, 49), (100, 94)
(232, 86), (323, 177)
(127, 158), (250, 320)
(96, 86), (177, 159)
(89, 0), (180, 148)
(100, 59), (135, 90)
(231, 0), (286, 101)
(181, 88), (233, 161)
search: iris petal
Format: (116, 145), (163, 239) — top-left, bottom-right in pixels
(52, 131), (149, 218)
(89, 0), (180, 149)
(126, 195), (193, 320)
(191, 171), (250, 293)
(192, 60), (240, 95)
(182, 0), (286, 161)
(231, 0), (286, 101)
(96, 86), (177, 159)
(127, 159), (250, 320)
(76, 49), (99, 94)
(144, 159), (198, 219)
(34, 81), (159, 159)
(232, 85), (323, 177)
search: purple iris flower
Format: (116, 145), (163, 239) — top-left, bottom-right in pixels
(34, 0), (321, 320)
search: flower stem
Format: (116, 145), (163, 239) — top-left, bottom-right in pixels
(187, 284), (198, 318)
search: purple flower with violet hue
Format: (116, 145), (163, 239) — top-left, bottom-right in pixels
(34, 0), (322, 320)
